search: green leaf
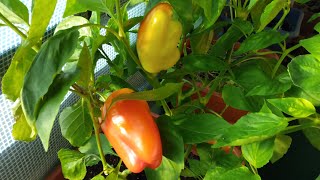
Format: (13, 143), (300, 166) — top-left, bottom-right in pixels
(172, 114), (231, 144)
(84, 154), (101, 167)
(242, 138), (275, 168)
(112, 83), (183, 103)
(21, 29), (79, 125)
(250, 0), (272, 30)
(197, 144), (242, 169)
(259, 101), (284, 117)
(213, 113), (288, 147)
(182, 54), (228, 72)
(64, 0), (114, 18)
(36, 67), (80, 151)
(123, 16), (144, 31)
(77, 43), (93, 88)
(204, 167), (261, 180)
(299, 119), (320, 151)
(316, 175), (320, 180)
(12, 106), (37, 142)
(79, 134), (117, 156)
(167, 0), (193, 32)
(193, 0), (215, 20)
(234, 30), (288, 55)
(267, 98), (316, 118)
(96, 74), (136, 91)
(92, 174), (105, 180)
(308, 12), (320, 23)
(246, 77), (292, 96)
(145, 156), (180, 180)
(58, 149), (87, 180)
(258, 0), (288, 32)
(55, 16), (91, 37)
(188, 159), (213, 177)
(300, 35), (320, 60)
(315, 23), (320, 33)
(222, 85), (254, 111)
(286, 86), (320, 106)
(247, 0), (259, 10)
(2, 44), (36, 101)
(210, 20), (253, 58)
(234, 61), (271, 91)
(59, 100), (93, 147)
(201, 0), (226, 30)
(190, 30), (214, 54)
(0, 0), (29, 25)
(295, 0), (311, 4)
(288, 55), (320, 100)
(106, 172), (119, 180)
(28, 0), (57, 41)
(157, 116), (184, 171)
(270, 134), (292, 163)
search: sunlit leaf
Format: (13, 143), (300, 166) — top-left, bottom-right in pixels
(258, 0), (287, 32)
(267, 98), (316, 117)
(55, 16), (91, 37)
(12, 106), (37, 142)
(213, 113), (288, 147)
(242, 138), (275, 168)
(0, 0), (29, 25)
(58, 149), (87, 180)
(271, 135), (292, 163)
(28, 0), (57, 41)
(288, 55), (320, 101)
(2, 44), (36, 101)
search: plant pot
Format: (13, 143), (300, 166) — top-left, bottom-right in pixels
(183, 83), (248, 124)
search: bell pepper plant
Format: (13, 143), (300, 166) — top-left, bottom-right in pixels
(1, 0), (319, 179)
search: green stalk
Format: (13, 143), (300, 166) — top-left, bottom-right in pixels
(271, 43), (301, 78)
(273, 8), (290, 30)
(184, 145), (193, 160)
(116, 0), (126, 38)
(87, 100), (113, 174)
(0, 12), (27, 40)
(280, 123), (320, 135)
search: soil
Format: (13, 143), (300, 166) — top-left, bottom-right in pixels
(84, 154), (200, 179)
(84, 155), (147, 180)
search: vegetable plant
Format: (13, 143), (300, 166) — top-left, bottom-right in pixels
(1, 0), (320, 179)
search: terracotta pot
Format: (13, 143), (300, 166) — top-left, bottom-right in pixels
(183, 83), (248, 124)
(206, 92), (248, 124)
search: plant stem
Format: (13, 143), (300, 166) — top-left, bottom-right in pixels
(0, 12), (28, 40)
(184, 145), (193, 160)
(87, 99), (112, 174)
(249, 163), (258, 175)
(203, 71), (226, 105)
(271, 43), (301, 78)
(116, 0), (125, 38)
(280, 123), (320, 135)
(273, 8), (289, 30)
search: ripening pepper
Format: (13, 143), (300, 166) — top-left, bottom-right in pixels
(137, 3), (182, 74)
(100, 88), (162, 173)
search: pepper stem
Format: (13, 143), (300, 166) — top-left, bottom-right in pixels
(87, 99), (113, 174)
